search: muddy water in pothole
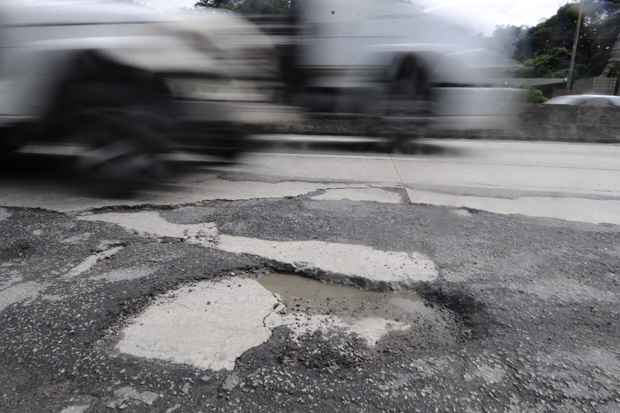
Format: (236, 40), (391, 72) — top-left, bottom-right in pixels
(114, 273), (459, 371)
(257, 272), (451, 330)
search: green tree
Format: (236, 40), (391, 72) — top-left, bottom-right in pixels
(517, 47), (572, 77)
(195, 0), (291, 14)
(195, 0), (232, 8)
(509, 0), (620, 78)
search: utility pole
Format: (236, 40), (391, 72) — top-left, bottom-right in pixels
(567, 0), (584, 91)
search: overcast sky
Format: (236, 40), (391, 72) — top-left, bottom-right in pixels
(144, 0), (571, 34)
(416, 0), (570, 33)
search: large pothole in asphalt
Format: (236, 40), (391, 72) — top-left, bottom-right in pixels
(114, 272), (458, 372)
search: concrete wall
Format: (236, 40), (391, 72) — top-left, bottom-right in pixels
(264, 105), (620, 143)
(509, 104), (620, 142)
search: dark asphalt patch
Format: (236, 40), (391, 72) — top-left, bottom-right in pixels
(419, 284), (494, 344)
(0, 240), (34, 261)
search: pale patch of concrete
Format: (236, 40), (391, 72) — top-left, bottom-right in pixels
(63, 246), (124, 279)
(0, 208), (10, 222)
(116, 279), (277, 371)
(106, 386), (160, 409)
(116, 277), (416, 371)
(0, 281), (46, 312)
(311, 187), (402, 204)
(61, 233), (92, 244)
(91, 266), (157, 283)
(82, 211), (438, 285)
(218, 235), (438, 284)
(79, 212), (218, 247)
(407, 188), (620, 225)
(80, 211), (438, 284)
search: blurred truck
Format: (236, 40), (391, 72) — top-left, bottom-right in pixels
(261, 0), (524, 143)
(0, 1), (289, 191)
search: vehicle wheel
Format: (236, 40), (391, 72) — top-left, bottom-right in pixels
(0, 126), (27, 157)
(72, 108), (170, 195)
(382, 55), (433, 150)
(199, 123), (250, 160)
(0, 141), (20, 157)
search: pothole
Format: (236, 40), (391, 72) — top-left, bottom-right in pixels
(113, 272), (455, 372)
(259, 272), (448, 346)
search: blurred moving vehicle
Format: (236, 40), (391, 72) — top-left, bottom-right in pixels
(262, 0), (524, 142)
(0, 0), (289, 191)
(545, 95), (620, 107)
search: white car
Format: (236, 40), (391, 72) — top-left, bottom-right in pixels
(0, 1), (286, 189)
(546, 95), (620, 107)
(273, 0), (524, 139)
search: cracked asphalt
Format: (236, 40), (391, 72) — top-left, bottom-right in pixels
(1, 139), (620, 413)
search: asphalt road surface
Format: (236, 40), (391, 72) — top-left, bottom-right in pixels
(3, 137), (620, 224)
(0, 136), (619, 412)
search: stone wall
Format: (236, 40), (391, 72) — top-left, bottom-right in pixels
(510, 104), (620, 142)
(264, 105), (620, 143)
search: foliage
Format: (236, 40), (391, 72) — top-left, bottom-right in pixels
(526, 88), (549, 103)
(491, 0), (620, 78)
(516, 47), (572, 77)
(195, 0), (291, 14)
(194, 0), (233, 9)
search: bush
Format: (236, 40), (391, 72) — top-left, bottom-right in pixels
(526, 88), (548, 104)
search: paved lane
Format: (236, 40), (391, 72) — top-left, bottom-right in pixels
(238, 137), (620, 197)
(3, 136), (620, 224)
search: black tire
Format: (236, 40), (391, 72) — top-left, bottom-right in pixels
(382, 55), (434, 150)
(0, 141), (20, 158)
(0, 125), (28, 157)
(210, 125), (250, 160)
(72, 108), (170, 196)
(187, 122), (250, 161)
